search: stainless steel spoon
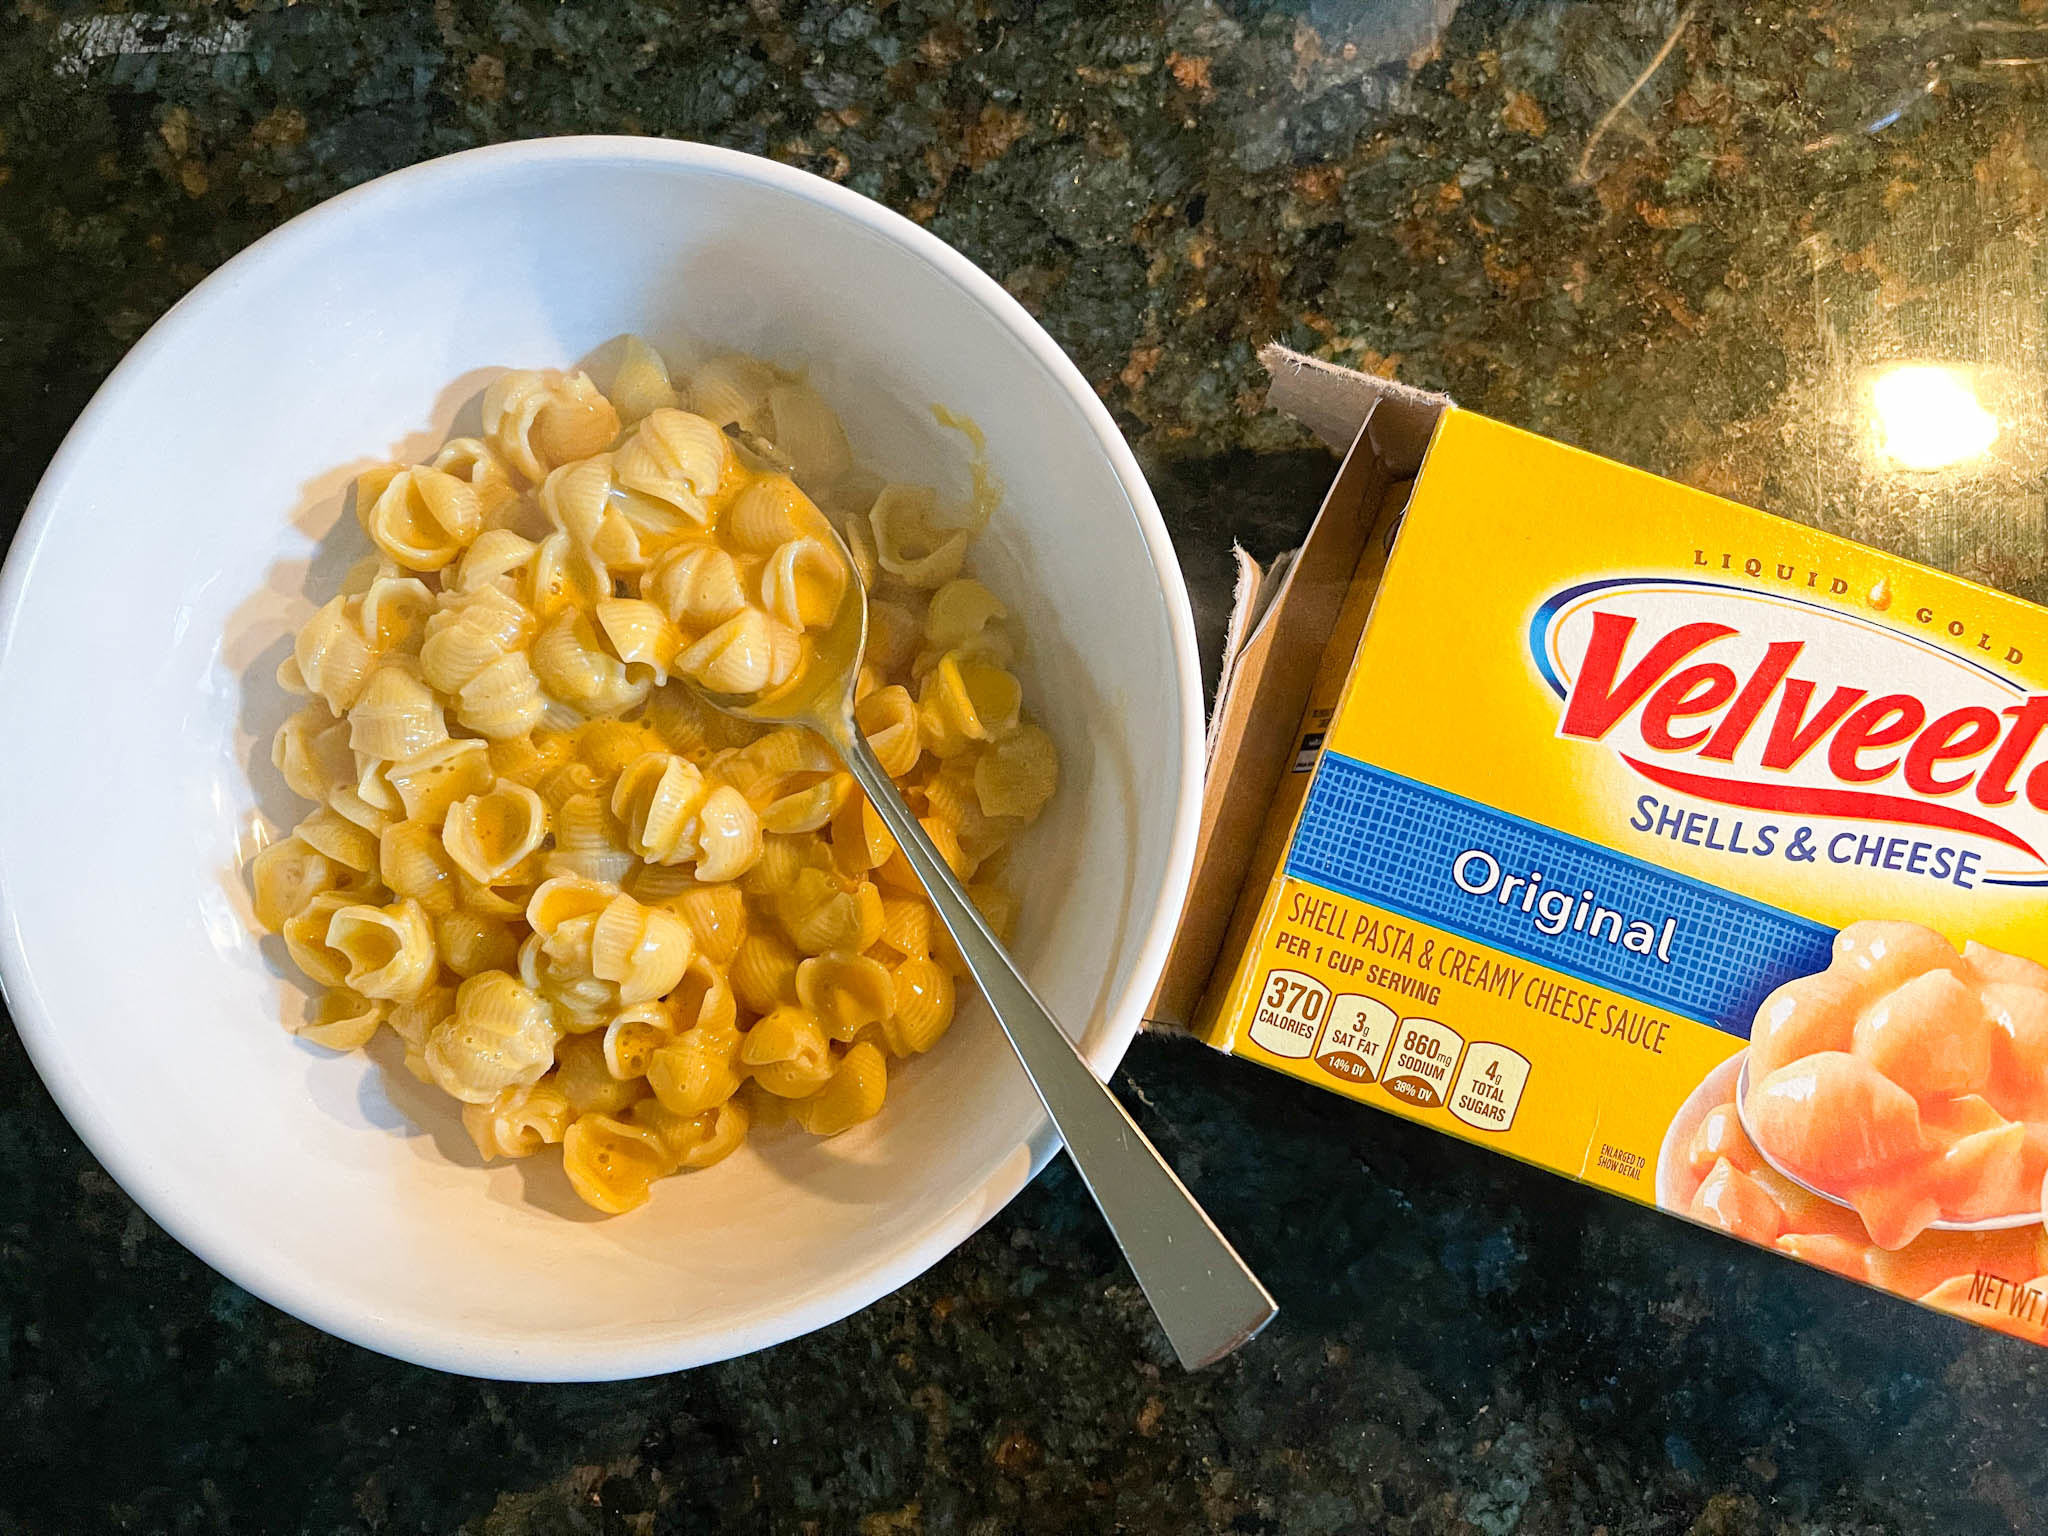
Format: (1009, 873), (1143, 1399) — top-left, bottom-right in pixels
(1734, 1053), (2038, 1232)
(685, 516), (1278, 1368)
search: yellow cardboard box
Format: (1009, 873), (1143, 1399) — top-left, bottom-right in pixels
(1156, 347), (2048, 1346)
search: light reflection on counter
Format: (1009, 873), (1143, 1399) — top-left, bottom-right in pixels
(1869, 363), (2001, 472)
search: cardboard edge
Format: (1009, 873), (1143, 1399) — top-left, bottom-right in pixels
(1258, 344), (1450, 462)
(1149, 400), (1438, 1028)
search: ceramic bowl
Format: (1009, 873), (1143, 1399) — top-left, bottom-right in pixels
(0, 137), (1202, 1379)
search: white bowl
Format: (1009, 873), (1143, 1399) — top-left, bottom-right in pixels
(0, 138), (1202, 1380)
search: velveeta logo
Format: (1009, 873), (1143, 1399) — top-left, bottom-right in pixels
(1530, 579), (2048, 885)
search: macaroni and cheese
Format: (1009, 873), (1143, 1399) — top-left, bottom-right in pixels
(251, 339), (1059, 1214)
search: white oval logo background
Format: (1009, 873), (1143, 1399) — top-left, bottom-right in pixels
(1530, 578), (2046, 883)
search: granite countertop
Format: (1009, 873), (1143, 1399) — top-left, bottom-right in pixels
(7, 1), (2048, 1531)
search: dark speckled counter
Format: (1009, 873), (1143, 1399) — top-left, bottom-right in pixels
(7, 2), (2048, 1531)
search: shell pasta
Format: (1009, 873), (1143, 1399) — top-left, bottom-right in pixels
(251, 342), (1059, 1214)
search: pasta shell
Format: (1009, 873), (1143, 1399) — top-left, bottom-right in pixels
(829, 794), (897, 882)
(759, 537), (849, 630)
(740, 1005), (835, 1098)
(294, 806), (379, 873)
(270, 708), (350, 811)
(537, 758), (602, 812)
(300, 987), (388, 1052)
(455, 651), (546, 740)
(483, 368), (620, 484)
(614, 408), (726, 517)
(870, 484), (968, 588)
(532, 608), (650, 717)
(462, 1078), (571, 1161)
(485, 732), (554, 789)
(791, 1042), (887, 1136)
(545, 793), (638, 885)
(387, 987), (456, 1056)
(604, 1000), (676, 1080)
(526, 874), (619, 938)
(776, 868), (884, 956)
(645, 543), (746, 629)
(647, 1024), (743, 1118)
(625, 863), (697, 903)
(766, 382), (853, 491)
(561, 1113), (671, 1214)
(378, 818), (460, 915)
(670, 951), (739, 1035)
(841, 507), (880, 590)
(866, 600), (921, 674)
(443, 782), (549, 885)
(665, 882), (748, 965)
(676, 608), (801, 696)
(452, 528), (537, 593)
(384, 737), (495, 826)
(249, 835), (340, 932)
(687, 353), (779, 433)
(643, 681), (719, 757)
(876, 896), (933, 961)
(760, 771), (854, 836)
(595, 597), (680, 680)
(796, 952), (896, 1042)
(612, 752), (709, 865)
(526, 529), (609, 620)
(855, 685), (923, 779)
(429, 437), (521, 528)
(882, 956), (956, 1055)
(359, 572), (437, 653)
(555, 1030), (647, 1117)
(731, 928), (799, 1016)
(691, 786), (762, 882)
(631, 1096), (749, 1170)
(924, 578), (1007, 650)
(725, 475), (822, 555)
(435, 909), (520, 977)
(364, 466), (482, 572)
(295, 595), (375, 714)
(348, 664), (448, 762)
(590, 894), (695, 1005)
(281, 891), (357, 988)
(421, 611), (510, 696)
(975, 723), (1058, 821)
(918, 653), (1021, 756)
(424, 970), (559, 1104)
(608, 335), (682, 425)
(327, 897), (438, 1002)
(967, 881), (1018, 942)
(272, 704), (353, 804)
(540, 454), (638, 567)
(739, 829), (811, 896)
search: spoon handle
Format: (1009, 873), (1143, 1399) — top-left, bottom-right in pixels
(832, 727), (1278, 1368)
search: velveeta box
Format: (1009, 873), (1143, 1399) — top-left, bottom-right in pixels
(1171, 349), (2048, 1346)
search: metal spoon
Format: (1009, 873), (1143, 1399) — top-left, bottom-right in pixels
(684, 516), (1278, 1368)
(1734, 1054), (2038, 1232)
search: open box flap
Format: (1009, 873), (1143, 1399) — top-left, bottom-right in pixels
(1146, 348), (1451, 1027)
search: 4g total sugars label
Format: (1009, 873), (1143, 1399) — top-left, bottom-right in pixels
(1202, 408), (2048, 1348)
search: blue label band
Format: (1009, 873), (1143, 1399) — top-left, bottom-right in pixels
(1285, 755), (1837, 1036)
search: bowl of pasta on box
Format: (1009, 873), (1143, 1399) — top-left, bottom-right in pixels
(0, 138), (1202, 1379)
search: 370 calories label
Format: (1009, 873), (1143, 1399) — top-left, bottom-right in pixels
(1248, 969), (1327, 1059)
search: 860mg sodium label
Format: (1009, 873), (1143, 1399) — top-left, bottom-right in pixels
(1381, 1018), (1465, 1109)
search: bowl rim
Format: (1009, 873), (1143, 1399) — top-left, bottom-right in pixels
(0, 135), (1206, 1380)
